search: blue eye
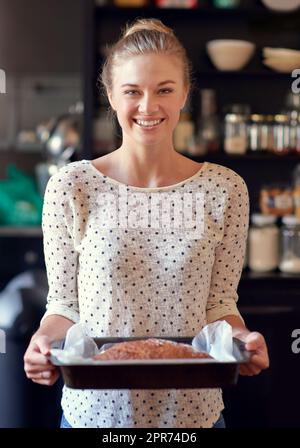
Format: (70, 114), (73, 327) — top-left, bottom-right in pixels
(124, 90), (139, 95)
(159, 88), (173, 94)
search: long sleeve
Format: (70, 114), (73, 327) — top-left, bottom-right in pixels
(206, 174), (249, 323)
(41, 170), (79, 323)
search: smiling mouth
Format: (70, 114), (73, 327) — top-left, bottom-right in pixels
(133, 118), (165, 128)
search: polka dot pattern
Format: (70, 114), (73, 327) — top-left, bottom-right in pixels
(41, 159), (249, 428)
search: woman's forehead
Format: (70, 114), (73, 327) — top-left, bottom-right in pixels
(112, 54), (184, 85)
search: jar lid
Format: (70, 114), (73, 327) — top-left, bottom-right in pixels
(282, 215), (300, 226)
(251, 214), (277, 225)
(274, 114), (289, 123)
(225, 113), (245, 123)
(250, 114), (264, 122)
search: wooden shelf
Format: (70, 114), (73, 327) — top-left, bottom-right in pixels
(241, 269), (300, 281)
(186, 152), (300, 162)
(0, 226), (42, 237)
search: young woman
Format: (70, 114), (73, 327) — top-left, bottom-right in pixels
(24, 18), (269, 428)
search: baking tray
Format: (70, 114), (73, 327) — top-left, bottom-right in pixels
(50, 336), (251, 389)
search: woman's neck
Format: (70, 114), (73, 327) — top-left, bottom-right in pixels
(92, 144), (202, 188)
(113, 145), (188, 187)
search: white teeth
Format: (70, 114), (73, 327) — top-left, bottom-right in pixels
(135, 119), (163, 127)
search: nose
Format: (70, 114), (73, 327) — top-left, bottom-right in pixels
(138, 93), (159, 114)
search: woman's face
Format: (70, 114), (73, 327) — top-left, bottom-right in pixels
(108, 53), (188, 149)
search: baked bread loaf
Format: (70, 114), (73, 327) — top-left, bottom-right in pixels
(93, 338), (211, 360)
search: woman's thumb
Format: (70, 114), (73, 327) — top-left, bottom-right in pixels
(245, 332), (263, 350)
(35, 335), (51, 355)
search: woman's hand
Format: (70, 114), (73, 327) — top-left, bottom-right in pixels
(24, 335), (60, 386)
(238, 331), (270, 376)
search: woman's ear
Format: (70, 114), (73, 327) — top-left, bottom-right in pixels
(180, 88), (189, 110)
(107, 90), (116, 111)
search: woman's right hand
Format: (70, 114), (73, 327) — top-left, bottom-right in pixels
(24, 335), (59, 386)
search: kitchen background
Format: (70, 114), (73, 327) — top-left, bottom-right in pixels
(0, 0), (300, 428)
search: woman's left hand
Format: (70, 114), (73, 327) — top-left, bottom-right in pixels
(238, 331), (270, 376)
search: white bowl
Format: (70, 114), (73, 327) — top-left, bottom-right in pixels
(261, 0), (300, 12)
(263, 56), (300, 73)
(206, 39), (255, 71)
(263, 47), (300, 59)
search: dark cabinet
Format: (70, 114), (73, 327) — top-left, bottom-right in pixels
(0, 231), (63, 428)
(0, 232), (44, 290)
(223, 272), (300, 428)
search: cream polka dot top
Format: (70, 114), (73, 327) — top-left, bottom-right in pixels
(42, 159), (249, 428)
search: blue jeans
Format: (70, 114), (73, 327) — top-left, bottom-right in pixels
(60, 413), (225, 429)
(213, 413), (226, 428)
(60, 413), (72, 428)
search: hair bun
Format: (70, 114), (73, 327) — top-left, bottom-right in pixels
(123, 18), (174, 39)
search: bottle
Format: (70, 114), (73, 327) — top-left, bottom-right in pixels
(284, 91), (300, 154)
(248, 214), (279, 272)
(260, 115), (275, 152)
(273, 114), (290, 155)
(174, 102), (195, 154)
(195, 89), (221, 155)
(292, 164), (300, 219)
(249, 114), (264, 152)
(279, 216), (300, 273)
(93, 106), (116, 155)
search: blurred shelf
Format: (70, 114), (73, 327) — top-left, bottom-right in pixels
(95, 5), (300, 19)
(0, 226), (42, 237)
(186, 152), (300, 162)
(197, 69), (293, 78)
(242, 269), (300, 281)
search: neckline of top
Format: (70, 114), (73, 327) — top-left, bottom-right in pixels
(85, 160), (209, 192)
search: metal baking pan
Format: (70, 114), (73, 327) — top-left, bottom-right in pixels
(50, 336), (251, 389)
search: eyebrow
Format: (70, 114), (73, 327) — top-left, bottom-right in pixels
(121, 80), (176, 88)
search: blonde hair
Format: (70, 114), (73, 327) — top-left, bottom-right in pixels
(100, 18), (193, 101)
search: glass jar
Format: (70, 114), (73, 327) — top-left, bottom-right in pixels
(259, 183), (294, 217)
(248, 114), (264, 152)
(248, 114), (274, 152)
(224, 113), (248, 155)
(279, 216), (300, 274)
(248, 214), (279, 272)
(261, 114), (274, 152)
(273, 113), (290, 155)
